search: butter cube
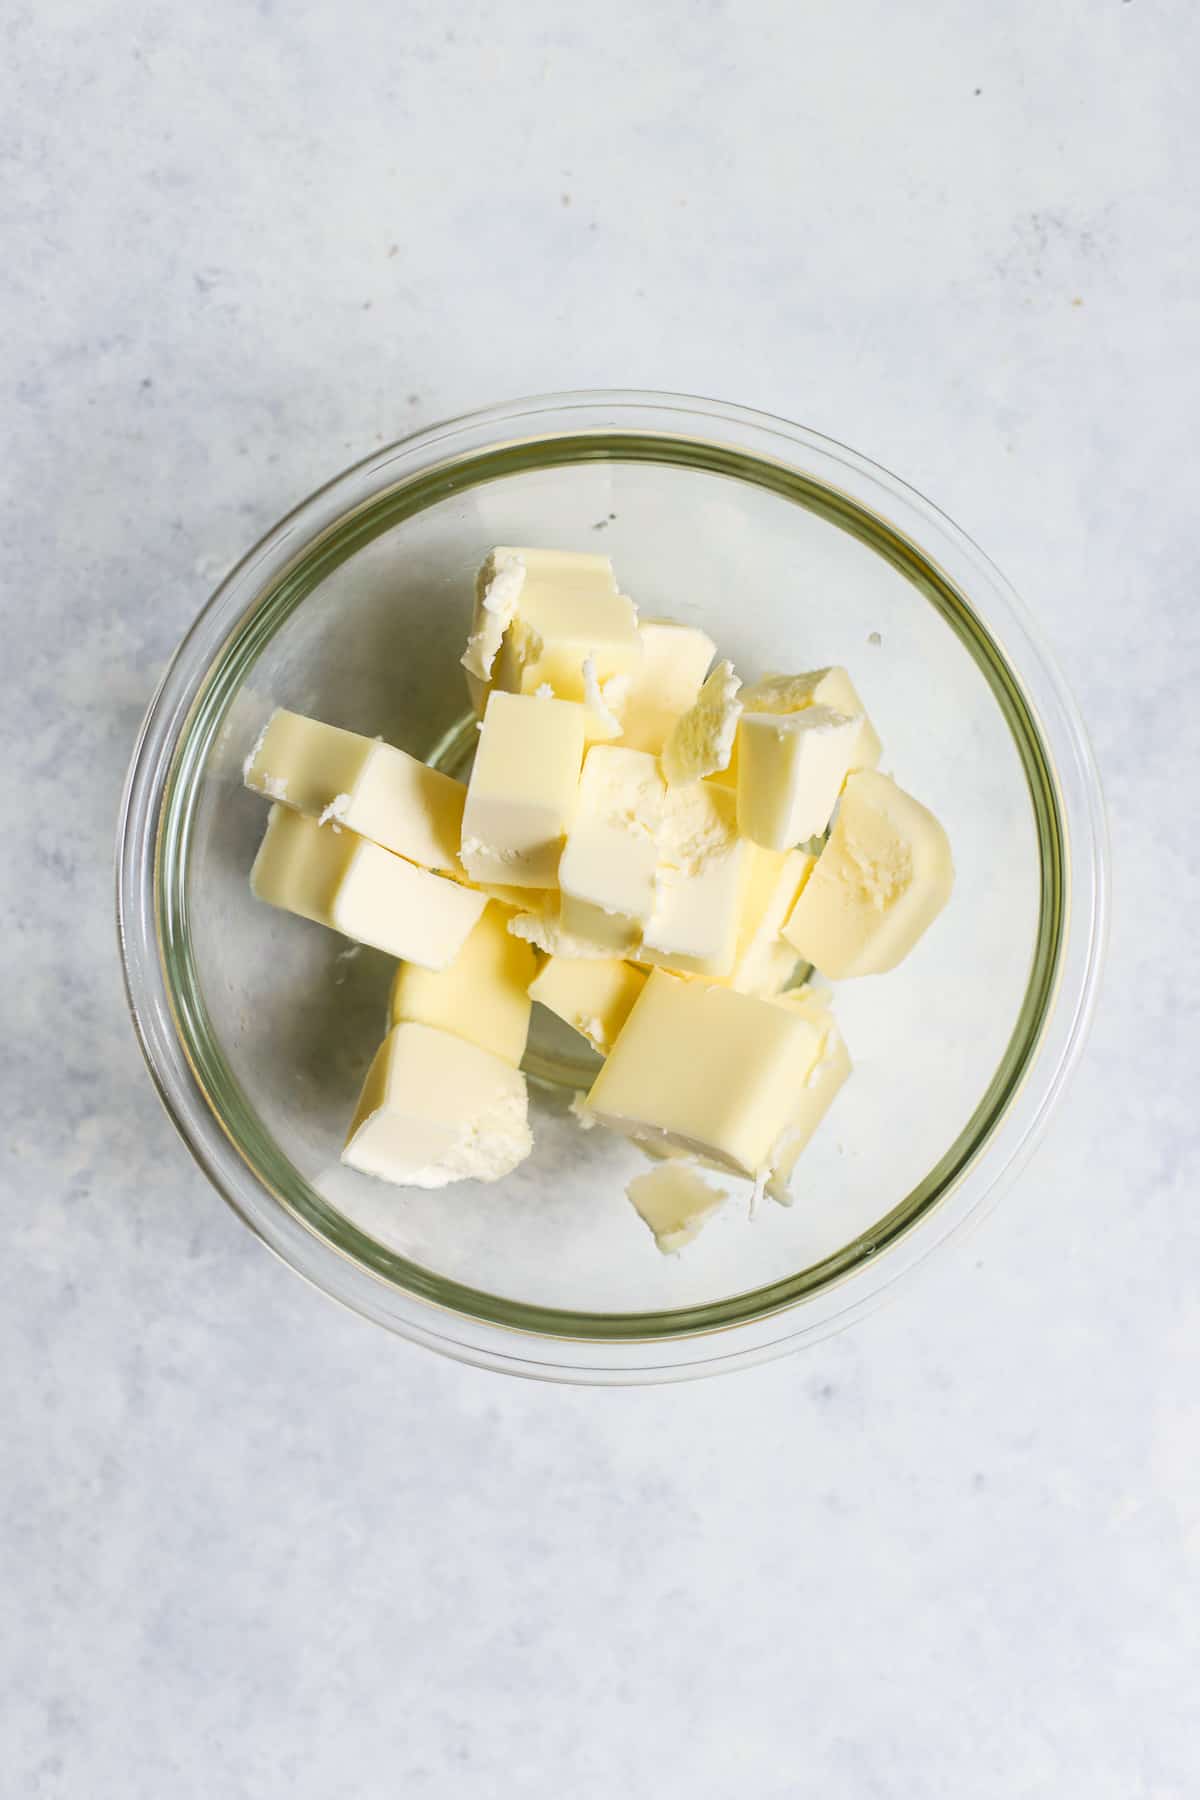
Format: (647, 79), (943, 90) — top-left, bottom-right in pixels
(737, 704), (865, 849)
(626, 1162), (727, 1253)
(740, 667), (882, 772)
(617, 619), (716, 754)
(661, 660), (743, 786)
(639, 781), (749, 977)
(250, 805), (486, 966)
(244, 709), (465, 874)
(527, 956), (647, 1054)
(586, 970), (828, 1177)
(782, 769), (954, 977)
(507, 904), (625, 960)
(761, 989), (853, 1204)
(581, 655), (627, 743)
(343, 1022), (532, 1187)
(461, 550), (527, 699)
(723, 845), (814, 995)
(460, 691), (586, 888)
(389, 902), (537, 1066)
(558, 746), (664, 951)
(467, 546), (642, 712)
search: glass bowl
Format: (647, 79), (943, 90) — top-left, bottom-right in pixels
(116, 390), (1107, 1383)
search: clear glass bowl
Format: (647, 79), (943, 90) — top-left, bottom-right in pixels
(116, 391), (1108, 1382)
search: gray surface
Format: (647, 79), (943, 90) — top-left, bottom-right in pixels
(3, 3), (1198, 1795)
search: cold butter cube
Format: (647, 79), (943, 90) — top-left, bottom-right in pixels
(389, 901), (537, 1066)
(461, 549), (527, 700)
(638, 781), (749, 978)
(558, 746), (664, 951)
(737, 704), (865, 850)
(343, 1022), (532, 1188)
(722, 845), (814, 995)
(466, 546), (642, 714)
(660, 659), (742, 786)
(460, 691), (586, 888)
(507, 905), (625, 960)
(782, 769), (954, 977)
(617, 619), (716, 754)
(527, 955), (647, 1055)
(625, 1162), (727, 1254)
(581, 655), (627, 743)
(250, 805), (485, 967)
(763, 987), (853, 1204)
(740, 667), (882, 772)
(244, 708), (466, 873)
(586, 969), (828, 1177)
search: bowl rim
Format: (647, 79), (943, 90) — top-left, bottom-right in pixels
(116, 387), (1109, 1383)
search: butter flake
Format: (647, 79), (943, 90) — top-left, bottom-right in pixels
(461, 551), (527, 683)
(661, 660), (742, 786)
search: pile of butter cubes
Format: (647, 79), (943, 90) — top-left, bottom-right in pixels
(244, 547), (953, 1253)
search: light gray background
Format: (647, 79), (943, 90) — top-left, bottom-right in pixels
(4, 2), (1197, 1795)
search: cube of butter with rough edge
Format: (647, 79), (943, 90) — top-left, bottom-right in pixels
(736, 703), (865, 850)
(466, 546), (642, 713)
(782, 769), (954, 977)
(389, 902), (537, 1066)
(580, 654), (629, 744)
(637, 781), (749, 978)
(557, 746), (664, 951)
(244, 709), (466, 874)
(586, 970), (827, 1177)
(739, 667), (882, 773)
(461, 549), (527, 704)
(460, 691), (587, 888)
(250, 805), (486, 967)
(527, 956), (647, 1055)
(762, 988), (853, 1204)
(617, 619), (716, 755)
(660, 660), (743, 786)
(721, 845), (814, 995)
(507, 904), (625, 960)
(343, 1022), (532, 1188)
(626, 1162), (727, 1254)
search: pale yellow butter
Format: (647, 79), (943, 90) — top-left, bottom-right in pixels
(250, 805), (486, 966)
(737, 703), (865, 850)
(617, 619), (716, 754)
(660, 659), (742, 786)
(527, 955), (647, 1054)
(244, 708), (466, 873)
(507, 905), (622, 959)
(558, 746), (664, 951)
(468, 880), (556, 913)
(581, 655), (626, 742)
(467, 546), (642, 717)
(460, 691), (586, 888)
(389, 901), (537, 1066)
(763, 987), (853, 1204)
(586, 969), (827, 1177)
(343, 1021), (532, 1187)
(638, 781), (749, 977)
(721, 845), (814, 995)
(461, 550), (527, 696)
(782, 769), (954, 977)
(625, 1162), (727, 1253)
(740, 667), (882, 772)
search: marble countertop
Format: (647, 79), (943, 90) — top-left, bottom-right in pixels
(4, 2), (1197, 1794)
